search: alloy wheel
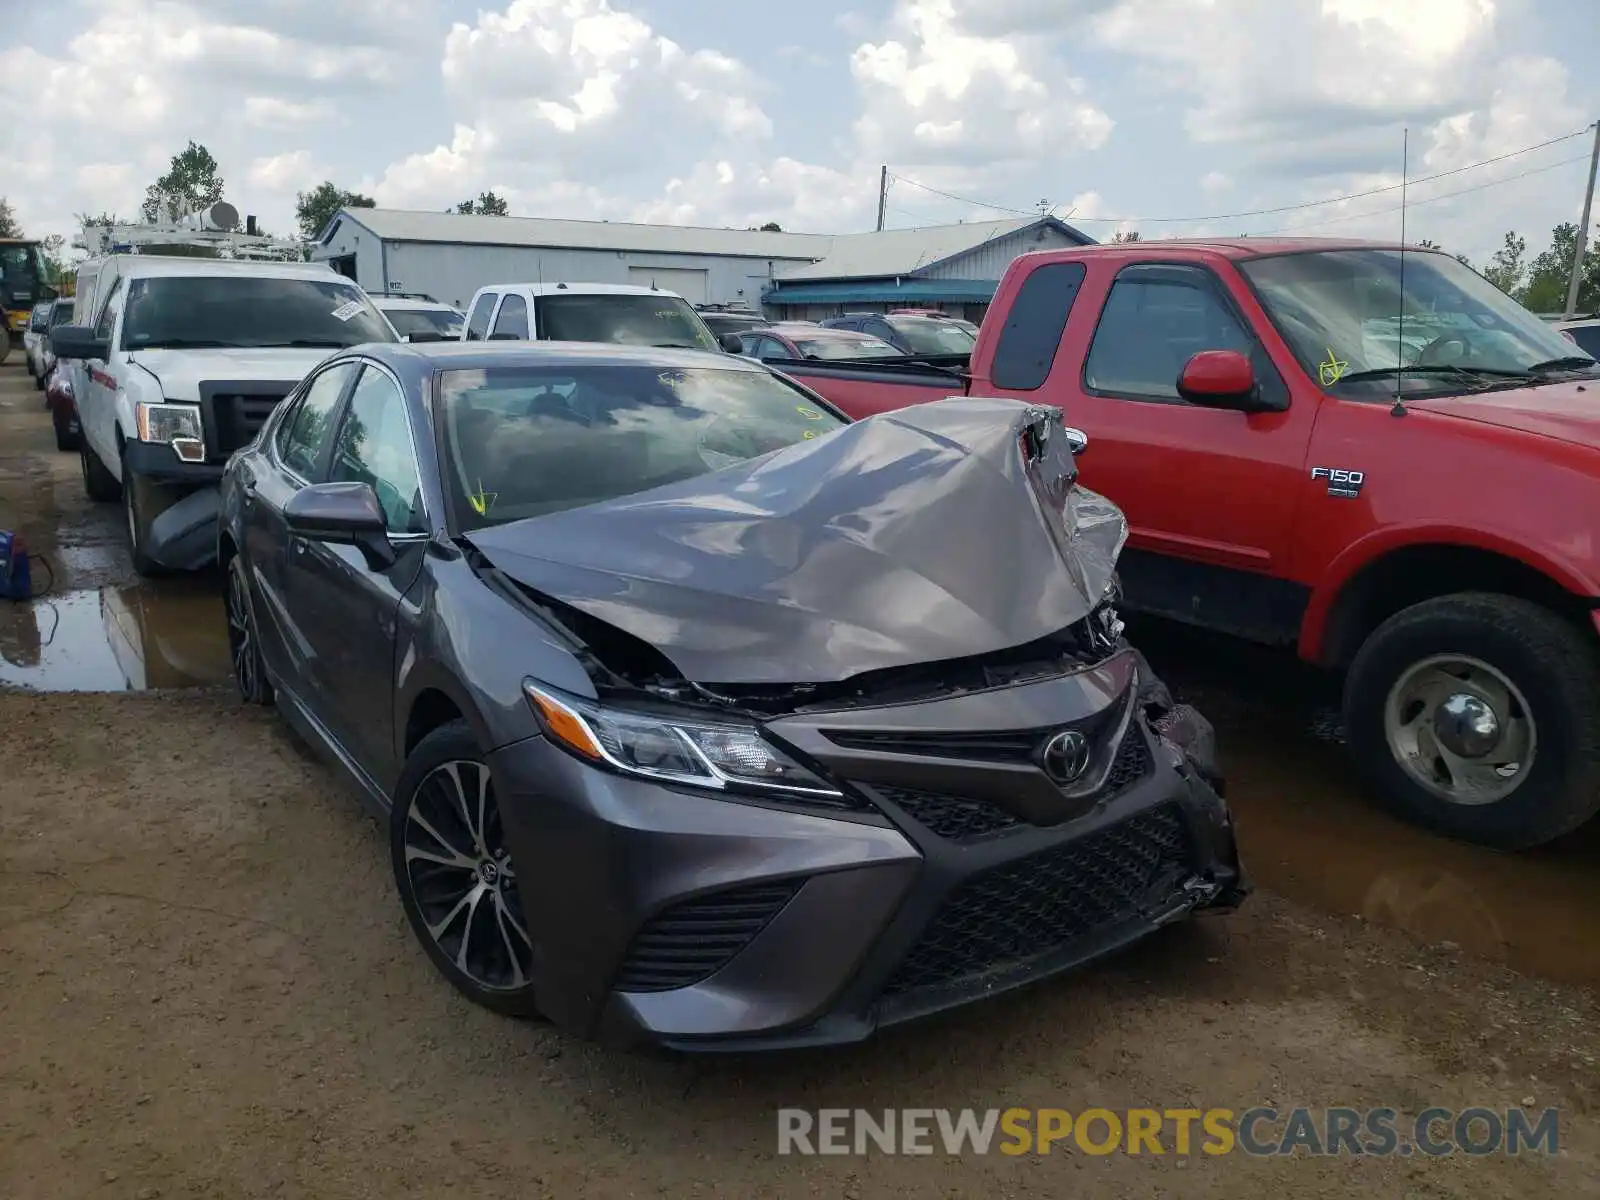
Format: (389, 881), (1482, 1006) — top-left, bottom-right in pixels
(1383, 654), (1536, 806)
(401, 761), (533, 991)
(225, 562), (260, 702)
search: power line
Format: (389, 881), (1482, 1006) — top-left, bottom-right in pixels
(885, 124), (1594, 228)
(1256, 152), (1591, 234)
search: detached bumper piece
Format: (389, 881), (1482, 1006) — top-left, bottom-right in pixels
(143, 486), (221, 572)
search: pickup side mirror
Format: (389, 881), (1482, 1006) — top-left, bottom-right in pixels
(1177, 350), (1272, 412)
(283, 482), (396, 570)
(51, 325), (109, 361)
(718, 332), (745, 354)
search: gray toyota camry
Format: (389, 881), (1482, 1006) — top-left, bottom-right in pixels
(217, 339), (1247, 1049)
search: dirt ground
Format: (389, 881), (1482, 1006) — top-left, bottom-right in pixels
(2, 362), (1597, 1198)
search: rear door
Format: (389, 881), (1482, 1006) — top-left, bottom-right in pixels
(285, 361), (430, 783)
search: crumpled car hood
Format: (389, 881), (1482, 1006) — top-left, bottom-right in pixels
(469, 397), (1128, 686)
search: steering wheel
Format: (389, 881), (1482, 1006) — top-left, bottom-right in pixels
(1414, 334), (1471, 367)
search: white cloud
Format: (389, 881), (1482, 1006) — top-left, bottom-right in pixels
(248, 150), (320, 192)
(243, 96), (335, 129)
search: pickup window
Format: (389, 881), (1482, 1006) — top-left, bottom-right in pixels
(465, 293), (495, 341)
(491, 294), (529, 340)
(991, 262), (1086, 390)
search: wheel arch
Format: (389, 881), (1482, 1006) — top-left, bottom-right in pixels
(1307, 533), (1596, 668)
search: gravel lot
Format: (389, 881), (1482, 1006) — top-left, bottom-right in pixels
(1, 363), (1596, 1198)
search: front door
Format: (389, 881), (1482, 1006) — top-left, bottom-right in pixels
(82, 279), (124, 466)
(283, 362), (428, 785)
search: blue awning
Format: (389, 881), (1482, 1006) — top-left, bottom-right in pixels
(762, 277), (997, 305)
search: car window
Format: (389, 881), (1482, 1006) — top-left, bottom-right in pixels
(94, 281), (123, 340)
(991, 262), (1087, 391)
(1565, 324), (1600, 358)
(755, 336), (790, 361)
(537, 294), (720, 351)
(48, 301), (74, 328)
(738, 332), (763, 356)
(465, 292), (496, 341)
(437, 363), (847, 529)
(328, 366), (426, 534)
(279, 361), (358, 479)
(491, 293), (529, 340)
(29, 305), (51, 331)
(788, 333), (905, 361)
(883, 316), (975, 355)
(1084, 268), (1260, 401)
(385, 307), (464, 339)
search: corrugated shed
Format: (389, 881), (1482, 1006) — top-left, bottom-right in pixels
(331, 208), (832, 261)
(917, 224), (1084, 279)
(774, 217), (1092, 282)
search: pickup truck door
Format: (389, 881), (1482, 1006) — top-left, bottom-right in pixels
(1034, 260), (1319, 645)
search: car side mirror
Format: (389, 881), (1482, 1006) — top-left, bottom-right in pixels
(51, 325), (109, 361)
(283, 482), (396, 570)
(718, 332), (745, 354)
(1177, 350), (1272, 412)
(404, 330), (446, 344)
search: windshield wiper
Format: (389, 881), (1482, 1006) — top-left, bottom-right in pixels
(1525, 355), (1599, 373)
(278, 339), (352, 348)
(1336, 365), (1532, 385)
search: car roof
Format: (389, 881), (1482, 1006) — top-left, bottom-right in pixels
(371, 295), (461, 312)
(357, 340), (770, 374)
(475, 282), (685, 299)
(100, 255), (350, 281)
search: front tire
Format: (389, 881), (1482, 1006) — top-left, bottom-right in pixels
(120, 447), (165, 577)
(225, 552), (273, 707)
(80, 438), (121, 502)
(1344, 593), (1600, 849)
(390, 721), (540, 1018)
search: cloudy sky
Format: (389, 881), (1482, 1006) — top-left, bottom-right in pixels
(2, 0), (1596, 265)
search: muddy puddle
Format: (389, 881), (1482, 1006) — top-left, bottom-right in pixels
(0, 576), (230, 692)
(1134, 616), (1600, 989)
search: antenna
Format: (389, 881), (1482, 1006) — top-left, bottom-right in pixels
(1392, 126), (1409, 418)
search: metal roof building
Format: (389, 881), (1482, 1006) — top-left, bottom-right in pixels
(313, 208), (833, 311)
(310, 208), (1093, 319)
(762, 216), (1095, 321)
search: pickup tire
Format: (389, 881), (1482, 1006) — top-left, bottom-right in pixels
(1344, 593), (1600, 849)
(80, 439), (121, 503)
(120, 446), (165, 578)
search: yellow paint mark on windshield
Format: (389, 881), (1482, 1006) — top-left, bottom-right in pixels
(803, 430), (818, 439)
(795, 404), (824, 420)
(468, 480), (497, 515)
(1318, 347), (1350, 386)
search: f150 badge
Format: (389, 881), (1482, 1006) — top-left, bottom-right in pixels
(1311, 467), (1365, 499)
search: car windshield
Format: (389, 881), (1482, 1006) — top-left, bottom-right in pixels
(0, 244), (44, 280)
(438, 363), (846, 529)
(386, 307), (464, 339)
(121, 276), (396, 350)
(29, 304), (52, 330)
(1239, 249), (1596, 395)
(789, 334), (905, 360)
(887, 316), (977, 355)
(538, 294), (720, 352)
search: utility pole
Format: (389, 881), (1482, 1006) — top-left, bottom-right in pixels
(876, 165), (888, 232)
(1563, 119), (1600, 318)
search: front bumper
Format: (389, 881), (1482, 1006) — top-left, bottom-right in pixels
(490, 652), (1247, 1051)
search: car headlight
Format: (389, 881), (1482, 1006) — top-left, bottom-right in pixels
(524, 683), (843, 800)
(136, 401), (205, 462)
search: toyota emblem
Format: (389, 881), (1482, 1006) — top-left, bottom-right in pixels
(1041, 730), (1091, 786)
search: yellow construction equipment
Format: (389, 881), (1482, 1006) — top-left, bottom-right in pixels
(0, 239), (57, 365)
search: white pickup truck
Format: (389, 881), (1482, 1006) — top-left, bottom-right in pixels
(51, 256), (398, 575)
(460, 282), (741, 352)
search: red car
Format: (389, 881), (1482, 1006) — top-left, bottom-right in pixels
(45, 365), (78, 452)
(776, 237), (1600, 850)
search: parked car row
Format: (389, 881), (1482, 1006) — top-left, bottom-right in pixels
(39, 250), (1247, 1048)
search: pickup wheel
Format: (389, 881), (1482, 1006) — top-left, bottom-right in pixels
(1344, 593), (1600, 850)
(120, 447), (166, 578)
(80, 438), (121, 503)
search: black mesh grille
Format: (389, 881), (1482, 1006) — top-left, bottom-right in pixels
(881, 804), (1193, 996)
(211, 392), (289, 456)
(613, 881), (800, 993)
(870, 729), (1156, 843)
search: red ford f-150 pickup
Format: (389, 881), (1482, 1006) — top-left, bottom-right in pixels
(778, 238), (1600, 850)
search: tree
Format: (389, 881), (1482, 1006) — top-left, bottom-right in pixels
(141, 141), (225, 222)
(1111, 229), (1141, 243)
(759, 221), (782, 232)
(455, 191), (509, 216)
(40, 234), (69, 284)
(0, 198), (21, 239)
(295, 181), (375, 240)
(1516, 222), (1600, 312)
(1481, 232), (1527, 297)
